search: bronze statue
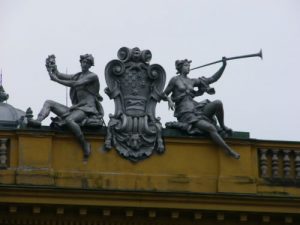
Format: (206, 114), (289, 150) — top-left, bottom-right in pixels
(28, 54), (104, 161)
(161, 57), (240, 159)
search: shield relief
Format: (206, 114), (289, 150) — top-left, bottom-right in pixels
(104, 47), (166, 161)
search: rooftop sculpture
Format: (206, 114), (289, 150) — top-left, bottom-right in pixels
(104, 47), (166, 161)
(0, 47), (262, 163)
(162, 57), (240, 159)
(162, 50), (262, 159)
(27, 54), (104, 162)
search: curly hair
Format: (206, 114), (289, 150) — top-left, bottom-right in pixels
(175, 59), (192, 74)
(80, 54), (94, 66)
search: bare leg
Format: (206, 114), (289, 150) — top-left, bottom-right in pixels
(194, 120), (240, 159)
(65, 110), (91, 161)
(28, 100), (69, 127)
(37, 100), (69, 121)
(203, 100), (231, 132)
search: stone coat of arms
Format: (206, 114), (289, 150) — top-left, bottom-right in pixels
(104, 47), (166, 161)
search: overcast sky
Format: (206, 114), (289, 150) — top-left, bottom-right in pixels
(0, 0), (300, 141)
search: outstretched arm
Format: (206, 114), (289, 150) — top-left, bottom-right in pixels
(203, 57), (227, 84)
(47, 65), (74, 80)
(50, 73), (97, 88)
(55, 71), (74, 80)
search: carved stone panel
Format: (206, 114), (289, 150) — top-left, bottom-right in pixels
(104, 47), (166, 162)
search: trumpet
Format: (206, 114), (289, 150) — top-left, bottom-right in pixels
(190, 49), (263, 72)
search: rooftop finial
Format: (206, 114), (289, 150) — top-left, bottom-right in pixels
(0, 70), (9, 103)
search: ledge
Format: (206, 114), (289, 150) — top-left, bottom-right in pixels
(0, 184), (300, 213)
(2, 125), (300, 145)
(0, 125), (249, 140)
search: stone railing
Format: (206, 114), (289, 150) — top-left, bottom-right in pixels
(258, 148), (300, 185)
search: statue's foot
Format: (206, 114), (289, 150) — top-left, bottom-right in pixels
(226, 150), (240, 160)
(157, 144), (164, 154)
(156, 139), (165, 154)
(232, 152), (240, 160)
(27, 119), (42, 128)
(104, 139), (112, 151)
(221, 126), (233, 136)
(83, 143), (91, 162)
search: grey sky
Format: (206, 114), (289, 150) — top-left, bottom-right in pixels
(0, 0), (300, 141)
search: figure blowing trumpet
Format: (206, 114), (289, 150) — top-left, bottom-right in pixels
(162, 49), (263, 159)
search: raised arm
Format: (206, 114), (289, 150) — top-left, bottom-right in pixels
(51, 72), (98, 88)
(55, 71), (74, 80)
(203, 57), (227, 84)
(45, 55), (74, 81)
(47, 65), (74, 80)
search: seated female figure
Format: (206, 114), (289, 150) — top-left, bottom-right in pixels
(161, 57), (240, 159)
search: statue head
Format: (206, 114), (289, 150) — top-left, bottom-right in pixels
(80, 54), (94, 72)
(175, 59), (192, 75)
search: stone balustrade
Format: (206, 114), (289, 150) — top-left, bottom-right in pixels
(259, 148), (300, 185)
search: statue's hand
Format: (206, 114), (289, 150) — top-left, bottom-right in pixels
(48, 71), (57, 81)
(168, 98), (175, 111)
(69, 105), (76, 110)
(45, 55), (58, 74)
(222, 56), (227, 66)
(51, 65), (58, 74)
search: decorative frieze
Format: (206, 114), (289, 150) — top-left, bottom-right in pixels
(1, 205), (298, 225)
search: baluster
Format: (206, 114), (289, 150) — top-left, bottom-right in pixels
(271, 149), (280, 178)
(295, 151), (300, 179)
(259, 148), (269, 178)
(283, 149), (291, 178)
(0, 138), (8, 169)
